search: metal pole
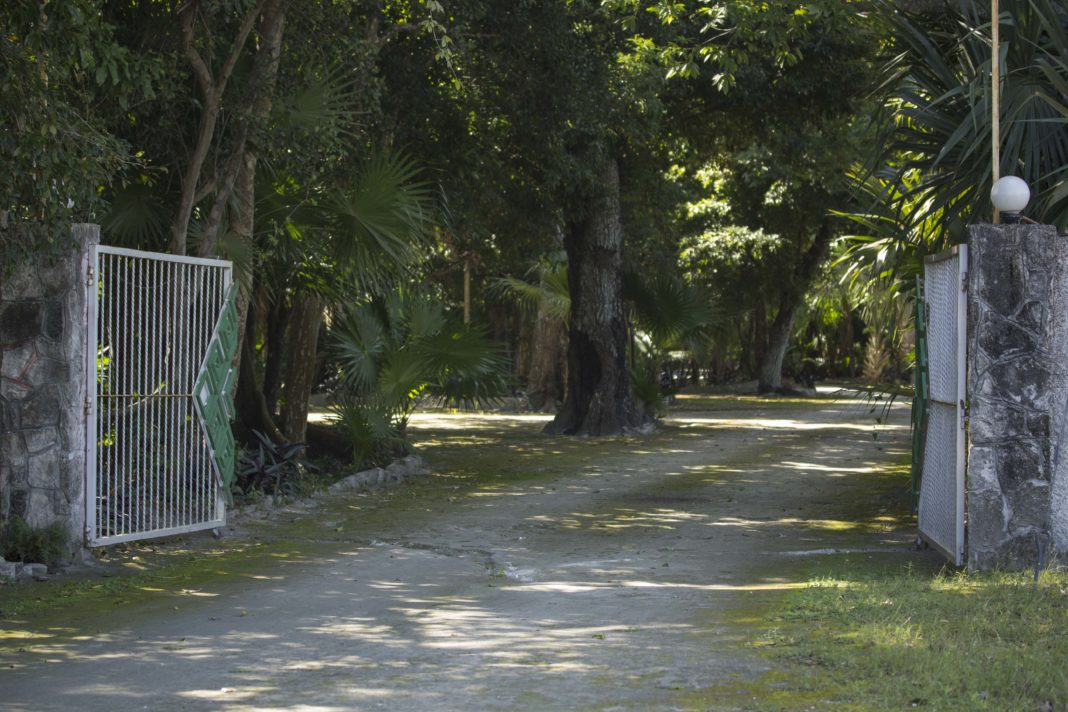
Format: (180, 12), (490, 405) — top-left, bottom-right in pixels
(992, 0), (1001, 224)
(463, 260), (471, 324)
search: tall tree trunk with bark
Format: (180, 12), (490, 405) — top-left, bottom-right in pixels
(525, 304), (567, 411)
(215, 0), (287, 436)
(545, 157), (646, 436)
(757, 217), (834, 393)
(279, 292), (323, 443)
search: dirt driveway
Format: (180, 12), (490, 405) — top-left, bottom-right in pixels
(0, 391), (915, 711)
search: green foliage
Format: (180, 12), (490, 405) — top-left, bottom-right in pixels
(680, 225), (788, 306)
(629, 344), (668, 418)
(310, 152), (436, 294)
(330, 290), (510, 462)
(0, 0), (156, 262)
(493, 260), (572, 324)
(624, 272), (722, 356)
(850, 0), (1068, 269)
(330, 396), (406, 468)
(1, 517), (68, 568)
(234, 430), (319, 499)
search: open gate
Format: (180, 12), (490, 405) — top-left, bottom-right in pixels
(85, 245), (237, 546)
(918, 245), (968, 566)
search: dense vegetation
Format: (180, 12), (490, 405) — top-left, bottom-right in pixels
(3, 1), (1067, 469)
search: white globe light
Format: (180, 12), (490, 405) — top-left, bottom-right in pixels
(990, 176), (1030, 213)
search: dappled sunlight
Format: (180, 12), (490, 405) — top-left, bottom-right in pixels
(513, 579), (809, 594)
(1, 390), (917, 710)
(528, 505), (709, 532)
(410, 412), (554, 430)
(669, 416), (907, 433)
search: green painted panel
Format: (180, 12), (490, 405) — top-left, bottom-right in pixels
(194, 282), (240, 495)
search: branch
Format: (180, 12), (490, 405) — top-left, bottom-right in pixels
(219, 0), (268, 101)
(177, 2), (213, 96)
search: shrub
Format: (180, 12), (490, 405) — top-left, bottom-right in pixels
(234, 430), (320, 499)
(1, 516), (68, 567)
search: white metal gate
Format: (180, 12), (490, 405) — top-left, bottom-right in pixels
(919, 245), (968, 565)
(85, 245), (232, 545)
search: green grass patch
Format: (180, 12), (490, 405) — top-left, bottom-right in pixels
(757, 559), (1068, 710)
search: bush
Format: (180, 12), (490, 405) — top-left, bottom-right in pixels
(1, 517), (69, 567)
(233, 430), (320, 500)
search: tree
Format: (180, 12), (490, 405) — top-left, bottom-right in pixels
(0, 0), (148, 262)
(843, 0), (1068, 287)
(633, 3), (879, 391)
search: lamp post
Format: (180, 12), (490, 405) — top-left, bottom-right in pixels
(990, 176), (1030, 223)
(992, 0), (1001, 220)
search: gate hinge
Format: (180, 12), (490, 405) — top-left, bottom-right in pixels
(84, 397), (91, 416)
(960, 399), (969, 430)
(961, 271), (969, 292)
(86, 265), (95, 287)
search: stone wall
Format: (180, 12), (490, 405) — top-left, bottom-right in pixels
(967, 223), (1068, 570)
(0, 224), (97, 551)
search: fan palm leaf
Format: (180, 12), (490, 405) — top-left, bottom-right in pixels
(861, 0), (1068, 253)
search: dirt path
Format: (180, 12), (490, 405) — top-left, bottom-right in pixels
(0, 392), (914, 711)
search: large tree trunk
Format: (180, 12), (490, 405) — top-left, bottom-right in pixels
(279, 292), (323, 443)
(262, 295), (289, 414)
(545, 157), (646, 436)
(214, 0), (287, 426)
(757, 298), (800, 393)
(235, 306), (285, 443)
(757, 218), (834, 393)
(525, 304), (567, 411)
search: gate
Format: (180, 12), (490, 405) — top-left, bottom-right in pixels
(85, 245), (237, 546)
(918, 245), (968, 565)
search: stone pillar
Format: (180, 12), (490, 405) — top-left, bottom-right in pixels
(0, 224), (98, 554)
(967, 223), (1068, 570)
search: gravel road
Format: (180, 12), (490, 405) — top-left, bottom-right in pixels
(0, 392), (914, 711)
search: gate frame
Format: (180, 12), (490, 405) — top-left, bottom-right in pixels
(84, 244), (233, 546)
(918, 244), (968, 566)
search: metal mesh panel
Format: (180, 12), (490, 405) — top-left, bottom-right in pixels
(925, 256), (961, 404)
(919, 247), (966, 566)
(87, 247), (231, 545)
(918, 402), (959, 559)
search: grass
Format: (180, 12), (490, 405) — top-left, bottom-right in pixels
(754, 559), (1068, 710)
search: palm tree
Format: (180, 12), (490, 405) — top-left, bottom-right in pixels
(845, 0), (1068, 283)
(329, 290), (509, 465)
(236, 150), (438, 446)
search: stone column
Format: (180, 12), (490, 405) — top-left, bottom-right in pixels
(967, 223), (1068, 570)
(0, 224), (98, 554)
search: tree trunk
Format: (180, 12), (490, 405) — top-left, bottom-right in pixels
(214, 0), (287, 418)
(525, 304), (567, 411)
(279, 292), (323, 443)
(757, 218), (834, 393)
(544, 156), (646, 436)
(757, 298), (800, 393)
(235, 308), (285, 443)
(263, 295), (289, 414)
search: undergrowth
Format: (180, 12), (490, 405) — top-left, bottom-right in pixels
(0, 517), (68, 568)
(762, 560), (1068, 711)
